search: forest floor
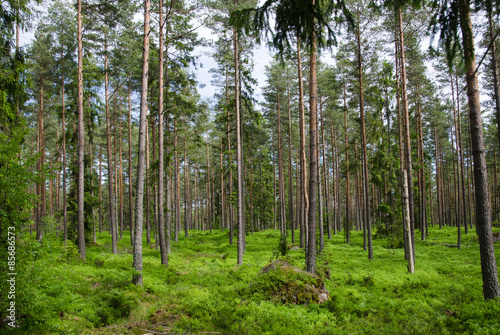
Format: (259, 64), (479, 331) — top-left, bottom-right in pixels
(14, 224), (500, 334)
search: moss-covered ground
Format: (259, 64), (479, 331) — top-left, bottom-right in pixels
(12, 225), (500, 334)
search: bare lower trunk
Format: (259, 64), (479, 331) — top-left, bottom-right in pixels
(128, 77), (134, 245)
(157, 0), (168, 265)
(104, 32), (117, 255)
(297, 38), (308, 250)
(344, 84), (350, 244)
(77, 0), (85, 258)
(458, 0), (500, 299)
(287, 76), (294, 243)
(233, 1), (245, 265)
(357, 28), (372, 260)
(306, 28), (318, 274)
(132, 0), (151, 286)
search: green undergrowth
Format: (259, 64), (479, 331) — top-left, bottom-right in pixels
(9, 225), (500, 334)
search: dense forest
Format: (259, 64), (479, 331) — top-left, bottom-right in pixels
(1, 0), (500, 333)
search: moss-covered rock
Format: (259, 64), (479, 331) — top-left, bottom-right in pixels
(248, 260), (330, 305)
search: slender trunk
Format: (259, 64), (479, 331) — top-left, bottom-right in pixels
(297, 37), (308, 250)
(226, 65), (234, 245)
(77, 0), (85, 257)
(104, 32), (117, 255)
(357, 27), (372, 259)
(62, 66), (67, 242)
(277, 91), (286, 237)
(317, 113), (324, 252)
(128, 77), (134, 244)
(234, 1), (245, 265)
(145, 121), (151, 243)
(403, 170), (415, 273)
(132, 0), (151, 285)
(331, 125), (337, 235)
(306, 26), (318, 274)
(344, 84), (350, 244)
(175, 118), (180, 242)
(113, 97), (119, 242)
(398, 8), (415, 261)
(157, 0), (168, 264)
(119, 112), (124, 241)
(458, 0), (500, 299)
(99, 145), (102, 233)
(321, 106), (331, 240)
(416, 88), (426, 241)
(287, 75), (294, 243)
(273, 140), (277, 230)
(451, 77), (461, 247)
(455, 74), (469, 234)
(184, 138), (190, 236)
(435, 127), (443, 229)
(220, 138), (225, 231)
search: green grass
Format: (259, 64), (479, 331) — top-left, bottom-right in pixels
(12, 225), (500, 334)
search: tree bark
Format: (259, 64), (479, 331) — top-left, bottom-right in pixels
(403, 170), (414, 273)
(306, 26), (318, 274)
(297, 37), (308, 250)
(356, 27), (372, 260)
(175, 117), (180, 242)
(287, 75), (294, 243)
(343, 84), (350, 244)
(104, 32), (117, 255)
(458, 0), (500, 299)
(132, 0), (151, 286)
(77, 0), (85, 258)
(157, 0), (168, 265)
(61, 64), (67, 242)
(128, 76), (134, 245)
(234, 0), (245, 265)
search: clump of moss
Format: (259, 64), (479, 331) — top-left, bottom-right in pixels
(248, 260), (329, 305)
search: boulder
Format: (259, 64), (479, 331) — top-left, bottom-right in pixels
(248, 260), (329, 305)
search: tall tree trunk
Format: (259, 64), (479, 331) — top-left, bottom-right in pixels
(77, 0), (85, 258)
(61, 65), (67, 242)
(104, 32), (117, 255)
(132, 0), (151, 285)
(184, 138), (190, 236)
(225, 65), (234, 245)
(175, 118), (180, 242)
(451, 77), (461, 247)
(403, 170), (415, 273)
(317, 113), (324, 253)
(297, 37), (308, 251)
(157, 0), (168, 265)
(287, 75), (294, 243)
(321, 106), (332, 240)
(273, 139), (277, 230)
(220, 138), (225, 231)
(398, 7), (415, 262)
(306, 25), (318, 274)
(416, 88), (426, 241)
(357, 27), (372, 260)
(278, 91), (286, 238)
(99, 145), (102, 233)
(331, 125), (337, 235)
(119, 111), (124, 241)
(234, 0), (245, 266)
(458, 0), (500, 299)
(128, 76), (134, 245)
(435, 127), (443, 229)
(146, 121), (151, 244)
(343, 84), (350, 244)
(455, 74), (469, 234)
